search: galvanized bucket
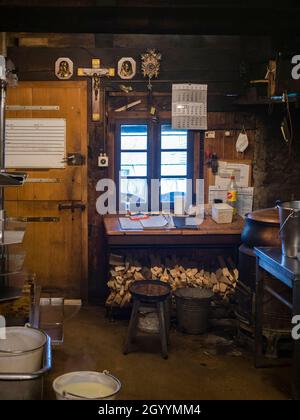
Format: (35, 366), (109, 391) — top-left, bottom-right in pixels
(0, 334), (51, 400)
(277, 201), (300, 258)
(53, 370), (121, 400)
(174, 288), (213, 334)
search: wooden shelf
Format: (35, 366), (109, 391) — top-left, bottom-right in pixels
(234, 96), (298, 106)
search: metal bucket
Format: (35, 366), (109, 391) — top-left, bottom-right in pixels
(174, 288), (213, 334)
(53, 370), (121, 400)
(0, 326), (47, 373)
(0, 335), (52, 400)
(277, 201), (300, 258)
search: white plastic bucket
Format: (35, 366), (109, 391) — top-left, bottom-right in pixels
(0, 327), (47, 373)
(53, 371), (121, 400)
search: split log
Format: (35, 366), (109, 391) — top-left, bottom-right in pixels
(115, 266), (126, 272)
(106, 292), (116, 305)
(219, 283), (228, 294)
(113, 294), (123, 305)
(210, 272), (218, 285)
(219, 275), (232, 286)
(217, 256), (234, 282)
(227, 256), (239, 282)
(109, 253), (125, 266)
(121, 292), (131, 307)
(134, 271), (144, 281)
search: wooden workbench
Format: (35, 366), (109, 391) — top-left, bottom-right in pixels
(103, 215), (244, 249)
(103, 215), (244, 315)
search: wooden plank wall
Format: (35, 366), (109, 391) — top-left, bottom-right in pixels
(106, 93), (256, 202)
(6, 33), (270, 302)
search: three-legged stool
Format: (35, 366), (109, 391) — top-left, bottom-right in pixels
(123, 280), (171, 359)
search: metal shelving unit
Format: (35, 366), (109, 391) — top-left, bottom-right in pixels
(0, 55), (27, 302)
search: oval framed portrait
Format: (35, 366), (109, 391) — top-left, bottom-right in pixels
(55, 57), (73, 80)
(118, 57), (136, 80)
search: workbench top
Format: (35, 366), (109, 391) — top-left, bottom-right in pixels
(103, 214), (244, 237)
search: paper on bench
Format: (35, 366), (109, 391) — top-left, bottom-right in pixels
(215, 161), (250, 188)
(140, 215), (169, 229)
(118, 217), (143, 230)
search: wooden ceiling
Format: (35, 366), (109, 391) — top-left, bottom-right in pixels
(0, 1), (296, 6)
(0, 1), (299, 35)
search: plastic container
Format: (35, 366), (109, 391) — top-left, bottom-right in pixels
(40, 297), (65, 345)
(39, 289), (82, 345)
(174, 194), (185, 215)
(227, 175), (238, 216)
(212, 203), (233, 224)
(174, 288), (213, 334)
(0, 326), (47, 373)
(0, 335), (52, 400)
(53, 370), (121, 400)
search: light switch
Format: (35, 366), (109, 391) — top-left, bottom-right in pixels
(205, 131), (216, 139)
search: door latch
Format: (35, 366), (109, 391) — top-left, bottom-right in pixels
(58, 202), (86, 212)
(17, 216), (60, 222)
(62, 153), (85, 166)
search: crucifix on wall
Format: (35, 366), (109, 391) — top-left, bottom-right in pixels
(77, 59), (115, 121)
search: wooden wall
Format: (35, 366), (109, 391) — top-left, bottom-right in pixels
(6, 33), (300, 302)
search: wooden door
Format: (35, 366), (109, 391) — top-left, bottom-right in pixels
(4, 81), (88, 299)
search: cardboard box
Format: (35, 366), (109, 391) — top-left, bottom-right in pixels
(212, 203), (233, 224)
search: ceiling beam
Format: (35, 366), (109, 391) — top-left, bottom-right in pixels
(0, 6), (299, 35)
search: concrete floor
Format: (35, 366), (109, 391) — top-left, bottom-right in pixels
(44, 305), (291, 400)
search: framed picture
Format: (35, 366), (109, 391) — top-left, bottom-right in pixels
(55, 57), (73, 80)
(117, 57), (136, 80)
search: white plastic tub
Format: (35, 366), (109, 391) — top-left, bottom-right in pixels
(0, 335), (52, 400)
(0, 327), (47, 373)
(53, 370), (121, 400)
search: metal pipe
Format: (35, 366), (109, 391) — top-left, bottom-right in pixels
(0, 82), (6, 172)
(0, 85), (6, 221)
(0, 56), (6, 229)
(264, 285), (293, 310)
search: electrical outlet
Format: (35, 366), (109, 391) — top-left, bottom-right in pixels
(98, 153), (109, 167)
(205, 131), (216, 139)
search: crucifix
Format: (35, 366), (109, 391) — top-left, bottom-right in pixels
(77, 59), (115, 121)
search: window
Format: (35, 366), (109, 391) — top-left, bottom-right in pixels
(116, 122), (194, 210)
(160, 124), (189, 203)
(119, 124), (148, 206)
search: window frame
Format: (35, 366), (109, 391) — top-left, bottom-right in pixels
(114, 118), (195, 211)
(115, 119), (152, 211)
(157, 120), (194, 208)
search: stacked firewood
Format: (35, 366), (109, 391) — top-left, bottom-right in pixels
(106, 254), (238, 307)
(106, 263), (143, 307)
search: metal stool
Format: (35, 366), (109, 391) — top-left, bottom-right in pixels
(123, 280), (171, 359)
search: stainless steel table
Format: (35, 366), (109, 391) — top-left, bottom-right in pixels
(255, 247), (300, 399)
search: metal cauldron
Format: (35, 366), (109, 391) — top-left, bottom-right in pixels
(277, 200), (300, 258)
(241, 207), (281, 248)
